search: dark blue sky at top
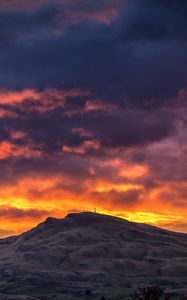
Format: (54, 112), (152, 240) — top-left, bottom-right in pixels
(0, 0), (185, 102)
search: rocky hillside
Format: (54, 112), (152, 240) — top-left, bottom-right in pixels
(0, 212), (187, 299)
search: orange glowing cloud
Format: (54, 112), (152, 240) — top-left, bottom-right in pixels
(67, 8), (118, 25)
(119, 164), (148, 179)
(63, 140), (100, 155)
(85, 100), (118, 112)
(0, 88), (89, 111)
(92, 181), (142, 193)
(0, 89), (39, 104)
(0, 141), (42, 159)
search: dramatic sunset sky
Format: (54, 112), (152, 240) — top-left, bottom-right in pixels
(0, 0), (186, 236)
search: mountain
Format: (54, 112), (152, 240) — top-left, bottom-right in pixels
(0, 212), (187, 299)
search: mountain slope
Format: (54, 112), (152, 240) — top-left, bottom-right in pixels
(0, 212), (187, 299)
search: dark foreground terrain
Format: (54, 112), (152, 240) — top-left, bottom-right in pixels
(0, 212), (187, 299)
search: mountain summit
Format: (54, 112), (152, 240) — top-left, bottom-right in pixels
(0, 212), (187, 299)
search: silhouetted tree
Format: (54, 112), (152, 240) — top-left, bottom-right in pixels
(85, 289), (92, 295)
(164, 294), (171, 300)
(100, 296), (106, 300)
(182, 295), (187, 300)
(131, 286), (170, 300)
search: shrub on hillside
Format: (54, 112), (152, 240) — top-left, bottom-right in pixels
(131, 286), (171, 300)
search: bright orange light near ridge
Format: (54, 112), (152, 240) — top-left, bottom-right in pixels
(77, 207), (185, 229)
(120, 211), (185, 226)
(0, 146), (185, 237)
(0, 174), (186, 237)
(0, 195), (186, 237)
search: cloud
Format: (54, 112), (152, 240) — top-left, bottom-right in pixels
(0, 0), (186, 235)
(0, 0), (186, 106)
(0, 205), (49, 219)
(91, 189), (142, 209)
(0, 0), (123, 17)
(0, 88), (177, 161)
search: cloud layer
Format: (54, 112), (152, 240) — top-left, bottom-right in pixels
(0, 0), (186, 235)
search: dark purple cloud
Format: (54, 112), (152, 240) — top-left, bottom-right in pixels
(0, 205), (49, 219)
(0, 0), (185, 106)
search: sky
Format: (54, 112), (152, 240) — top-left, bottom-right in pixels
(0, 0), (186, 236)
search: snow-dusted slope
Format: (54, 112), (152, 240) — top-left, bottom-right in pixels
(0, 212), (187, 299)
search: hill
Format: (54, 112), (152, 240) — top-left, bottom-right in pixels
(0, 212), (187, 299)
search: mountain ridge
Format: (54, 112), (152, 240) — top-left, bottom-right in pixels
(18, 212), (187, 240)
